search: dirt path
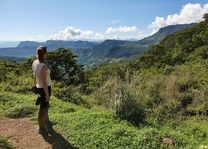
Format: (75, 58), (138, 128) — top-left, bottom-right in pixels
(0, 118), (75, 149)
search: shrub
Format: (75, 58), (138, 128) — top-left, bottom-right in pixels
(53, 82), (86, 105)
(179, 94), (193, 108)
(113, 87), (145, 125)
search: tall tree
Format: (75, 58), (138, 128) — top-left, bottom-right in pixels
(46, 48), (85, 85)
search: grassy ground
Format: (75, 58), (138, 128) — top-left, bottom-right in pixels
(0, 91), (208, 148)
(0, 136), (13, 149)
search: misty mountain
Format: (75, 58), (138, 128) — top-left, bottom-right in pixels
(17, 40), (98, 49)
(90, 40), (147, 62)
(136, 23), (196, 45)
(89, 23), (195, 63)
(17, 41), (44, 48)
(0, 23), (195, 65)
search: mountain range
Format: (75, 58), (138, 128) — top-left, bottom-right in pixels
(0, 23), (195, 65)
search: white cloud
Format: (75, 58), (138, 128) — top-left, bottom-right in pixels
(49, 26), (94, 40)
(150, 3), (208, 33)
(95, 33), (106, 39)
(49, 25), (142, 41)
(106, 26), (138, 34)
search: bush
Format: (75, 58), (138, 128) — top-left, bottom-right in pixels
(113, 87), (145, 125)
(179, 94), (193, 108)
(53, 82), (86, 105)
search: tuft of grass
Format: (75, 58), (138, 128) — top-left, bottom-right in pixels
(6, 105), (36, 118)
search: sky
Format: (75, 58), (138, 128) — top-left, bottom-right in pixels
(0, 0), (208, 41)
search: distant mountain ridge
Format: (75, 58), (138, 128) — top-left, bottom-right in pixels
(129, 17), (207, 68)
(137, 23), (196, 45)
(17, 41), (43, 48)
(0, 23), (195, 65)
(89, 23), (195, 63)
(17, 40), (98, 49)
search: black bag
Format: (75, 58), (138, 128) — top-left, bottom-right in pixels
(31, 86), (39, 94)
(35, 96), (42, 105)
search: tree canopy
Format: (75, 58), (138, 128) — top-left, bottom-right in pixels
(46, 48), (85, 85)
(128, 13), (208, 69)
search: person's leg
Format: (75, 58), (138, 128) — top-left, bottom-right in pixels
(45, 104), (49, 125)
(45, 103), (49, 122)
(38, 107), (47, 132)
(39, 86), (51, 131)
(38, 88), (48, 125)
(45, 105), (53, 131)
(46, 86), (51, 125)
(37, 88), (45, 130)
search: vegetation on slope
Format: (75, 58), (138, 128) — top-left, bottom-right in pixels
(0, 14), (208, 149)
(0, 92), (208, 148)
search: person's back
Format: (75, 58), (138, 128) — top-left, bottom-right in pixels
(32, 59), (51, 88)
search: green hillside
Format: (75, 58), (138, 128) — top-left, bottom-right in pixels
(130, 16), (208, 68)
(136, 23), (195, 45)
(0, 14), (208, 148)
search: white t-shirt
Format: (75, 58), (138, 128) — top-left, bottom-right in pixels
(32, 59), (52, 88)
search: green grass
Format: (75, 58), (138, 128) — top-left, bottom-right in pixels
(0, 91), (208, 148)
(0, 92), (38, 118)
(0, 136), (13, 149)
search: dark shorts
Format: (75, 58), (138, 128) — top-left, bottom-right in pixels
(37, 86), (51, 109)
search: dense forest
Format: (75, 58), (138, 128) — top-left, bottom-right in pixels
(0, 14), (208, 149)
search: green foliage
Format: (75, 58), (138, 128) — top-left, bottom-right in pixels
(113, 87), (145, 125)
(89, 59), (208, 123)
(6, 105), (36, 118)
(128, 14), (208, 69)
(0, 60), (19, 82)
(188, 45), (208, 60)
(52, 81), (86, 105)
(0, 136), (13, 149)
(1, 92), (208, 148)
(0, 15), (208, 148)
(46, 48), (85, 85)
(0, 92), (38, 118)
(84, 62), (126, 94)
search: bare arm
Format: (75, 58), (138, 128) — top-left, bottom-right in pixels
(40, 65), (49, 102)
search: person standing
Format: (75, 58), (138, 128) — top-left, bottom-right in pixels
(32, 46), (52, 134)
